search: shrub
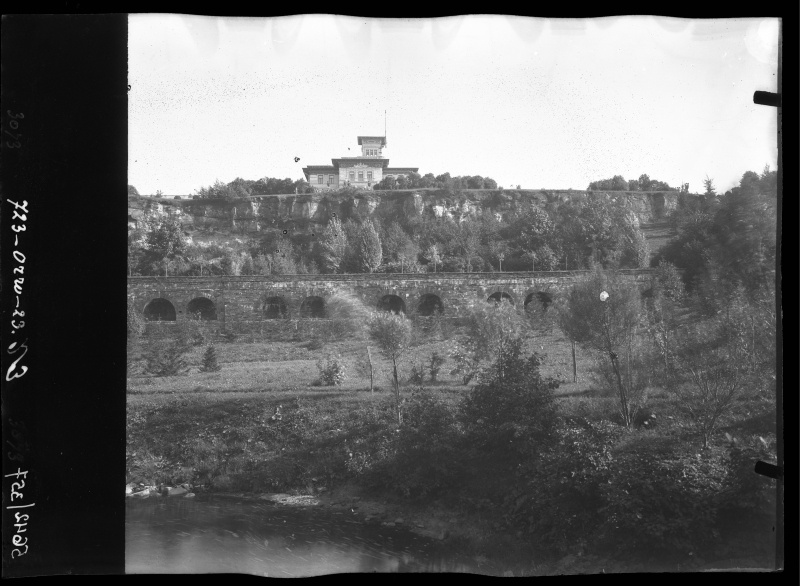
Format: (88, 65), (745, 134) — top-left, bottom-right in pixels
(508, 419), (621, 555)
(306, 338), (324, 351)
(144, 340), (189, 377)
(127, 336), (143, 377)
(513, 422), (752, 559)
(428, 351), (446, 382)
(717, 435), (777, 524)
(316, 356), (347, 386)
(594, 446), (726, 556)
(127, 297), (145, 338)
(376, 388), (463, 498)
(200, 345), (221, 372)
(176, 315), (206, 349)
(408, 363), (426, 385)
(448, 340), (481, 385)
(460, 338), (560, 461)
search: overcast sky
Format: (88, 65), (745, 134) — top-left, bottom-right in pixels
(128, 15), (780, 196)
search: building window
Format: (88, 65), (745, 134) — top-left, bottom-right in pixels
(317, 175), (323, 184)
(329, 175), (334, 185)
(358, 171), (364, 182)
(349, 171), (355, 182)
(367, 171), (373, 181)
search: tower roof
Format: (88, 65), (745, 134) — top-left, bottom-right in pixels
(357, 136), (387, 146)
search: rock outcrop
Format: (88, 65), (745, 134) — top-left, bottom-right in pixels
(129, 189), (689, 239)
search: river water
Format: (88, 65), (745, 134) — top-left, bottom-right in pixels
(126, 496), (498, 576)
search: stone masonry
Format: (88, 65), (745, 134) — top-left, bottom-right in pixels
(129, 270), (657, 333)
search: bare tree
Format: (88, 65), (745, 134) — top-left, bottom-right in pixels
(558, 267), (649, 427)
(368, 311), (413, 425)
(669, 325), (747, 448)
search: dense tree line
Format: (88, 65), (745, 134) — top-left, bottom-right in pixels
(129, 166), (776, 286)
(191, 172), (500, 199)
(193, 177), (315, 200)
(652, 166), (777, 304)
(587, 173), (684, 192)
(375, 172), (497, 191)
(128, 190), (651, 277)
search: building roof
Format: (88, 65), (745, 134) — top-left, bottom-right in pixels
(302, 165), (336, 173)
(357, 136), (387, 146)
(331, 158), (389, 168)
(385, 167), (419, 173)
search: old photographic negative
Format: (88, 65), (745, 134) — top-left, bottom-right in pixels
(126, 15), (781, 575)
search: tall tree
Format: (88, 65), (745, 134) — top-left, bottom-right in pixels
(511, 205), (555, 270)
(382, 222), (419, 272)
(368, 311), (413, 425)
(356, 220), (383, 273)
(319, 217), (348, 273)
(454, 220), (481, 272)
(141, 216), (186, 274)
(424, 243), (441, 272)
(702, 175), (717, 196)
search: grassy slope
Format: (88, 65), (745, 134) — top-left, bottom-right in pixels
(127, 323), (774, 491)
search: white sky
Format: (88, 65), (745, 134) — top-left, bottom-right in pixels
(128, 15), (780, 196)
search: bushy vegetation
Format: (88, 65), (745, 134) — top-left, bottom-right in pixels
(374, 171), (497, 191)
(652, 167), (777, 297)
(315, 356), (347, 386)
(144, 340), (190, 377)
(199, 345), (221, 372)
(460, 338), (560, 461)
(368, 388), (465, 498)
(587, 173), (682, 192)
(194, 176), (314, 200)
(128, 185), (653, 277)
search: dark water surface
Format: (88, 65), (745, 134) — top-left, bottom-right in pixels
(126, 496), (495, 576)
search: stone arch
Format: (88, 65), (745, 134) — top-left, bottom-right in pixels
(143, 298), (176, 321)
(487, 291), (514, 305)
(263, 296), (289, 319)
(187, 297), (217, 320)
(300, 296), (326, 318)
(524, 291), (554, 312)
(377, 294), (407, 315)
(417, 293), (444, 316)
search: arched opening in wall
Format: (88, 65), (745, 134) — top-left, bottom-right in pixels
(300, 296), (326, 318)
(143, 298), (176, 322)
(417, 294), (443, 316)
(487, 292), (514, 305)
(187, 297), (217, 320)
(524, 292), (554, 312)
(377, 294), (406, 315)
(264, 296), (288, 319)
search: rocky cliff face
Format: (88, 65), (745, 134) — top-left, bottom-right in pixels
(128, 189), (685, 238)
